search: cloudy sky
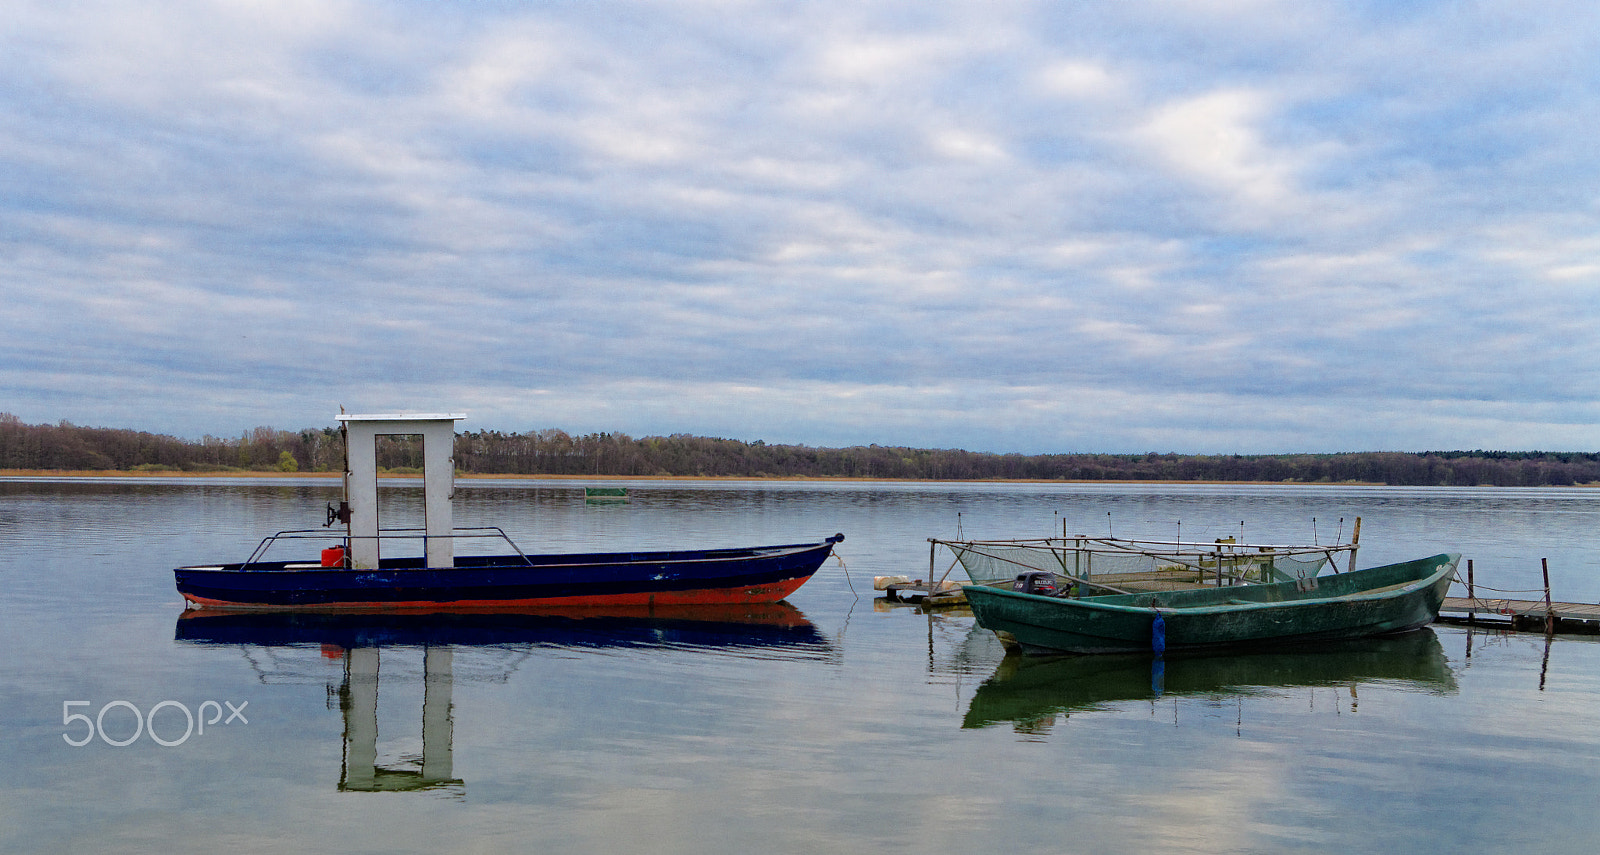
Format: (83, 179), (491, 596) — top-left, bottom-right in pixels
(3, 0), (1597, 453)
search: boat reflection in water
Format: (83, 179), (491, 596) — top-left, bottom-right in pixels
(175, 603), (830, 794)
(963, 628), (1456, 733)
(173, 602), (830, 652)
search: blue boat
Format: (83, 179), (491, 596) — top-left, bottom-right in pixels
(174, 413), (842, 610)
(174, 536), (844, 609)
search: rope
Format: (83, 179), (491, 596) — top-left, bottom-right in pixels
(833, 551), (856, 599)
(1449, 568), (1548, 596)
(1461, 583), (1547, 594)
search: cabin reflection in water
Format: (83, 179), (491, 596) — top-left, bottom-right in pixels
(174, 604), (831, 794)
(336, 646), (462, 794)
(962, 628), (1458, 735)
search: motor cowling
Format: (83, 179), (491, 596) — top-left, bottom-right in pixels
(1012, 571), (1058, 596)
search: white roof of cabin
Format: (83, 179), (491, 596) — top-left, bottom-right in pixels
(336, 413), (467, 422)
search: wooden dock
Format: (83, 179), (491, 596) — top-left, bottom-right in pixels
(1438, 596), (1600, 634)
(878, 581), (969, 606)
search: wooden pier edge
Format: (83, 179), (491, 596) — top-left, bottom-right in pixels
(1437, 596), (1600, 635)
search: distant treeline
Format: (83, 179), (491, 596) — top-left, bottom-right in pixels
(3, 413), (1598, 486)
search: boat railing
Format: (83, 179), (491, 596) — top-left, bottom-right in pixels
(242, 526), (536, 569)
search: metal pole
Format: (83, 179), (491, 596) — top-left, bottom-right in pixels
(1346, 516), (1361, 574)
(1467, 559), (1475, 627)
(1542, 557), (1555, 635)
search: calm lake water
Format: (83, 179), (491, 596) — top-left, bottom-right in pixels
(2, 478), (1597, 854)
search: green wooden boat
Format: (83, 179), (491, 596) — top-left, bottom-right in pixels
(963, 553), (1460, 655)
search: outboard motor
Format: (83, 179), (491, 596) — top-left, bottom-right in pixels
(1012, 571), (1058, 596)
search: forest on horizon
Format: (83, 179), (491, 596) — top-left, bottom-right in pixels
(2, 413), (1598, 487)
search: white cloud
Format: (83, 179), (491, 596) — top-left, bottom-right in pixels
(1137, 89), (1302, 220)
(929, 128), (1007, 162)
(1035, 60), (1124, 100)
(810, 28), (987, 86)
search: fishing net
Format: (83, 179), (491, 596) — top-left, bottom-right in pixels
(946, 540), (1334, 592)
